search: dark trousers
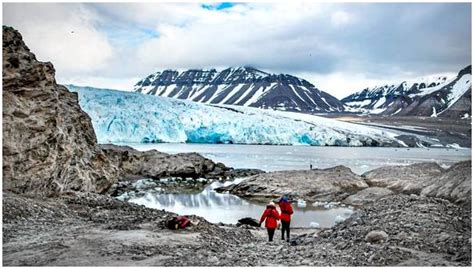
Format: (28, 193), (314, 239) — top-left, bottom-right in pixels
(281, 221), (290, 240)
(267, 228), (275, 241)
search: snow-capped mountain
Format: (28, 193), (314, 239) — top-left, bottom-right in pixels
(67, 85), (408, 147)
(133, 66), (345, 113)
(341, 66), (472, 117)
(342, 66), (472, 118)
(342, 75), (449, 114)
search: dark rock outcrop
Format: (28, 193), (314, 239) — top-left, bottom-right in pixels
(101, 144), (262, 181)
(2, 26), (118, 195)
(439, 88), (471, 118)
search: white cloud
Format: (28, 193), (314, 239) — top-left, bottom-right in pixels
(3, 3), (114, 78)
(302, 72), (395, 99)
(133, 2), (343, 72)
(58, 76), (140, 92)
(3, 3), (471, 98)
(331, 10), (353, 26)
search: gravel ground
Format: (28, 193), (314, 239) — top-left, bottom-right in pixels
(3, 191), (470, 266)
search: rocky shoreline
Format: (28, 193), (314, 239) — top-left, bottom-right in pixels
(2, 26), (471, 266)
(217, 161), (471, 207)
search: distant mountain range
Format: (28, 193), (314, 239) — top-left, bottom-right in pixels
(133, 66), (345, 113)
(342, 65), (472, 118)
(133, 65), (471, 118)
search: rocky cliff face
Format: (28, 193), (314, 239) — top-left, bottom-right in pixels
(134, 67), (345, 113)
(2, 26), (118, 195)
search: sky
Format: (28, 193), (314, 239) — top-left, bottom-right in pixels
(3, 2), (472, 98)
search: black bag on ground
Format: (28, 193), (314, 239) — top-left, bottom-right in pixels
(237, 217), (260, 227)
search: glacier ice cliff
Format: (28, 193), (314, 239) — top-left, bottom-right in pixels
(67, 85), (404, 147)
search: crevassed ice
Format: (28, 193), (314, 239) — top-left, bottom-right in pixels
(68, 85), (402, 146)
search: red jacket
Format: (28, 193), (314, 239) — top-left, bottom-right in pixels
(278, 201), (294, 222)
(260, 205), (280, 229)
(176, 216), (190, 229)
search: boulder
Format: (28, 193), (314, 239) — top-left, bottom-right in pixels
(343, 187), (394, 206)
(365, 230), (388, 243)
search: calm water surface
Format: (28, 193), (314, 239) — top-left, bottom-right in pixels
(128, 179), (353, 228)
(122, 143), (471, 174)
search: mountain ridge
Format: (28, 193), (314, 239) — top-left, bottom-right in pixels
(133, 66), (345, 113)
(342, 65), (471, 118)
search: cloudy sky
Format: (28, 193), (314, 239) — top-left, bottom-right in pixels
(3, 2), (471, 98)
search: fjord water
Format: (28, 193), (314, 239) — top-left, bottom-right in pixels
(122, 143), (471, 174)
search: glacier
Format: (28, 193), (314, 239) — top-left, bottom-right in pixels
(67, 85), (405, 146)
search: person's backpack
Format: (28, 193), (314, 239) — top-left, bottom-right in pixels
(166, 217), (179, 230)
(166, 216), (191, 230)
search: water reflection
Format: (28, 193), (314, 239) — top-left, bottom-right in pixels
(128, 181), (353, 228)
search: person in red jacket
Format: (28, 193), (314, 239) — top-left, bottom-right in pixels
(278, 195), (294, 242)
(259, 201), (280, 242)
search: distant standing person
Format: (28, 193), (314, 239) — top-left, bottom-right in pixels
(259, 202), (280, 242)
(278, 195), (294, 242)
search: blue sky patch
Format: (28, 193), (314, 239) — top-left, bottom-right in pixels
(99, 25), (160, 47)
(202, 2), (235, 11)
